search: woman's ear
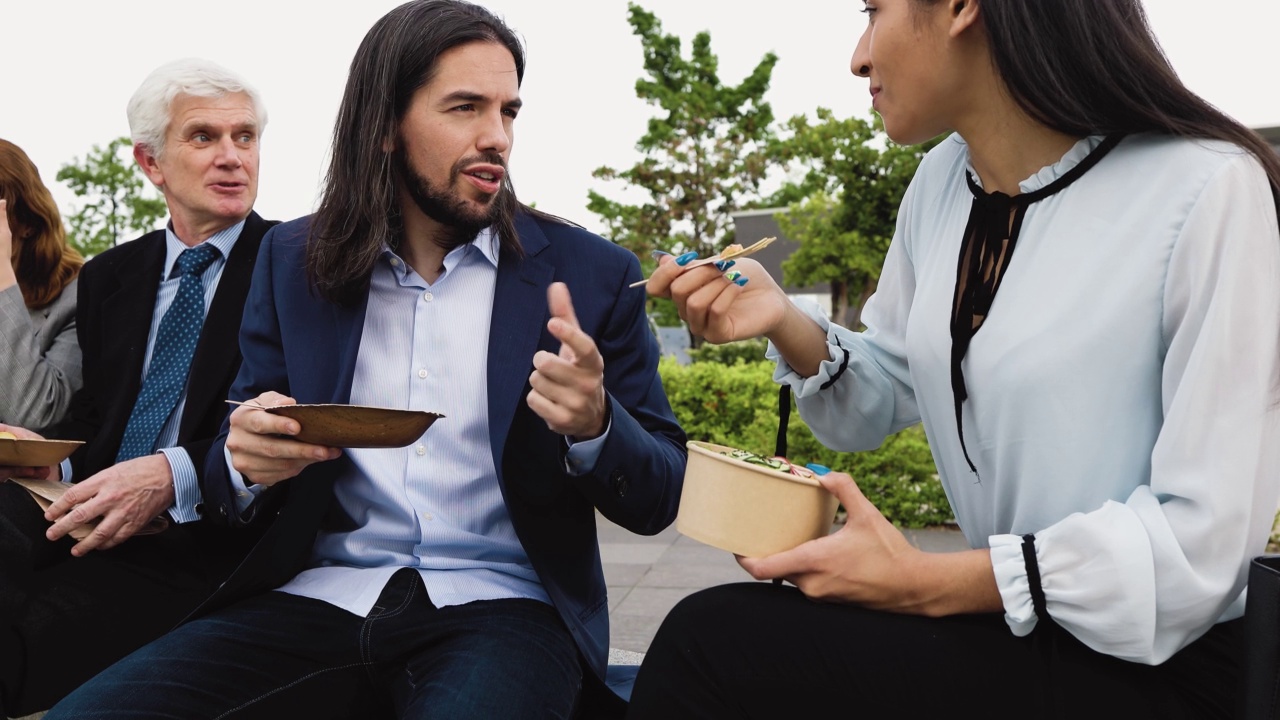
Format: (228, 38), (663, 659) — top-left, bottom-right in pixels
(948, 0), (981, 37)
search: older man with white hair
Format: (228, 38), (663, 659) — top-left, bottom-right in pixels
(0, 57), (276, 717)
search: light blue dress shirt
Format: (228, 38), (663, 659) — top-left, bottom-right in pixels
(62, 220), (244, 525)
(250, 229), (608, 617)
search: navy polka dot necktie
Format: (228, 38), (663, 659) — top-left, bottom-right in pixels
(115, 243), (221, 463)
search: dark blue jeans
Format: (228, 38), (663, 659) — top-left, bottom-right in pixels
(47, 568), (582, 719)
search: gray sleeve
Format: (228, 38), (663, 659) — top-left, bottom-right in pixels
(0, 278), (83, 434)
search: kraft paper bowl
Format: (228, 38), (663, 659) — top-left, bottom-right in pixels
(676, 441), (840, 558)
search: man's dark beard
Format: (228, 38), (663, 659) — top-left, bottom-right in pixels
(393, 147), (504, 252)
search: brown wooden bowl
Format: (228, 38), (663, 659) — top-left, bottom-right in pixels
(265, 404), (444, 448)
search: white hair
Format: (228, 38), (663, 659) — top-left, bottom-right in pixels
(126, 57), (268, 159)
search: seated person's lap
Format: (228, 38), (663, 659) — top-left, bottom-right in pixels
(627, 582), (1239, 719)
(47, 569), (582, 720)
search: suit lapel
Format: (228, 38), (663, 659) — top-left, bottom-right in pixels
(180, 213), (270, 437)
(100, 231), (166, 419)
(487, 215), (552, 472)
(329, 293), (369, 405)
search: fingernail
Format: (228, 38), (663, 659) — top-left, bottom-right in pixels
(805, 463), (831, 475)
(734, 277), (749, 287)
(723, 270), (742, 282)
(651, 249), (671, 260)
(714, 260), (735, 272)
(675, 252), (698, 266)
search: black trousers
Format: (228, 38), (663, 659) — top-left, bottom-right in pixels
(0, 483), (239, 717)
(626, 582), (1241, 720)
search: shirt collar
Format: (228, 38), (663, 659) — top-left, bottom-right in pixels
(163, 219), (245, 279)
(380, 226), (500, 281)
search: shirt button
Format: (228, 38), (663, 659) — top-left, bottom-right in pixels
(390, 258), (402, 267)
(423, 513), (434, 521)
(417, 368), (428, 379)
(415, 445), (426, 456)
(423, 291), (433, 302)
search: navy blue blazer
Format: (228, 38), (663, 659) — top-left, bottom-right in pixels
(199, 210), (687, 681)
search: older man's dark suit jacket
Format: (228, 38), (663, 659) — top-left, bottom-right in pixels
(0, 212), (277, 717)
(60, 211), (276, 486)
(199, 210), (686, 694)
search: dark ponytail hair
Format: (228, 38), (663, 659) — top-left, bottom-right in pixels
(925, 0), (1280, 212)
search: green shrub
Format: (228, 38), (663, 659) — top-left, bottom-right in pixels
(658, 357), (954, 528)
(687, 338), (769, 365)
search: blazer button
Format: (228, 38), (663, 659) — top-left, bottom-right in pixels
(194, 503), (205, 517)
(218, 505), (228, 518)
(610, 470), (629, 498)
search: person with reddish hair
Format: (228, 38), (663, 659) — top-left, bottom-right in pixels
(0, 138), (84, 434)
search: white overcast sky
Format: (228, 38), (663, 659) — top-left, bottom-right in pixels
(4, 0), (1277, 237)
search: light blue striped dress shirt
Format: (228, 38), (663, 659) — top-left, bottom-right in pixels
(273, 230), (606, 617)
(62, 220), (244, 525)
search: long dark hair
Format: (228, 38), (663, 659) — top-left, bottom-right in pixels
(936, 0), (1280, 211)
(0, 138), (83, 309)
(309, 0), (534, 306)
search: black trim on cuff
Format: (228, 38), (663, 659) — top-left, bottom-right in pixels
(819, 337), (851, 391)
(1021, 533), (1050, 623)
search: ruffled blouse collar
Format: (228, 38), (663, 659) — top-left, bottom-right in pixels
(960, 134), (1106, 195)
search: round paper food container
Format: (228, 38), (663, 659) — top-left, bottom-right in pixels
(676, 441), (840, 558)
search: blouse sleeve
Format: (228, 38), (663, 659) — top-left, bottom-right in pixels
(769, 180), (922, 452)
(990, 151), (1280, 664)
(0, 279), (82, 434)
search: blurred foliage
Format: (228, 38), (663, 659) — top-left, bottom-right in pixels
(589, 4), (777, 341)
(766, 110), (942, 328)
(686, 338), (768, 365)
(56, 136), (166, 257)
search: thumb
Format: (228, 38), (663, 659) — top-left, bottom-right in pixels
(817, 471), (868, 513)
(547, 282), (580, 331)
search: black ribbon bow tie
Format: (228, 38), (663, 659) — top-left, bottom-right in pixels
(948, 134), (1124, 476)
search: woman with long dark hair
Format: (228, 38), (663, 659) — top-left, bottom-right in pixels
(0, 139), (83, 434)
(628, 0), (1280, 717)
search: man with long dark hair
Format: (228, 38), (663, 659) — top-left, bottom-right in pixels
(47, 2), (686, 719)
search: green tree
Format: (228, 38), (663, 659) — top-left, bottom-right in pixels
(56, 136), (167, 257)
(769, 109), (940, 328)
(588, 3), (778, 285)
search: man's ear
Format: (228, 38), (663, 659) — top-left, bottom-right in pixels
(132, 144), (164, 187)
(948, 0), (981, 37)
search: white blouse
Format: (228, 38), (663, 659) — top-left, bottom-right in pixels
(770, 132), (1280, 664)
